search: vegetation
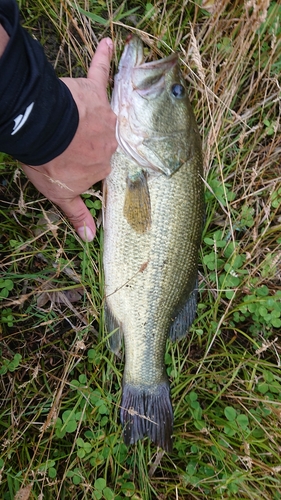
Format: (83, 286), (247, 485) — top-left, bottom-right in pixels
(0, 0), (280, 498)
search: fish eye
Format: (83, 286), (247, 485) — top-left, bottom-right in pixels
(171, 83), (185, 98)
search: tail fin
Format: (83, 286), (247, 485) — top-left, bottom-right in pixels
(120, 382), (173, 452)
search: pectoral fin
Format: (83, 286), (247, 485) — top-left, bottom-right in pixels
(123, 170), (151, 233)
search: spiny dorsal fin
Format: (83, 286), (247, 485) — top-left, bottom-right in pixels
(123, 170), (151, 233)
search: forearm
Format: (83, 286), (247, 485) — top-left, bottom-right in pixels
(0, 24), (9, 56)
(0, 0), (79, 165)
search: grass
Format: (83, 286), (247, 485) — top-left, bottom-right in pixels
(0, 0), (281, 498)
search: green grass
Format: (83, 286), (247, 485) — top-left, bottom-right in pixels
(1, 0), (281, 499)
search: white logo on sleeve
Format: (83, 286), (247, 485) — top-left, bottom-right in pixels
(11, 102), (34, 135)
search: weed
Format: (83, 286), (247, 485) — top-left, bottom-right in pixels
(0, 351), (22, 375)
(0, 279), (14, 299)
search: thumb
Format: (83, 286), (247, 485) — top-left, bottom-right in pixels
(57, 196), (96, 242)
(88, 38), (113, 90)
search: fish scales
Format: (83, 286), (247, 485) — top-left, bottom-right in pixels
(103, 36), (204, 452)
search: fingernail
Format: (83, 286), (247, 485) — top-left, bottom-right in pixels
(77, 226), (95, 242)
(105, 38), (113, 53)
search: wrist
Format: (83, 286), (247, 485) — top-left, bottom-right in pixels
(0, 24), (9, 56)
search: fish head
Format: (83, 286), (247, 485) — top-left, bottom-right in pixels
(112, 36), (200, 176)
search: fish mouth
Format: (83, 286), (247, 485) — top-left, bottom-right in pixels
(121, 35), (178, 72)
(123, 34), (144, 66)
(119, 36), (178, 96)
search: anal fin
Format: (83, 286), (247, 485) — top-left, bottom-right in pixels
(169, 279), (199, 341)
(104, 302), (123, 355)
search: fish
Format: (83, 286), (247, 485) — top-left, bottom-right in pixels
(103, 36), (204, 452)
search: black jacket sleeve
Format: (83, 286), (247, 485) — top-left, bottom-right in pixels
(0, 0), (79, 165)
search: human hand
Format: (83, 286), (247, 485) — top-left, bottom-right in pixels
(21, 38), (117, 241)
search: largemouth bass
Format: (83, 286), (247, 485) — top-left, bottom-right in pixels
(103, 36), (204, 452)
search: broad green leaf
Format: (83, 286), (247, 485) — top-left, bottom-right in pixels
(74, 5), (108, 25)
(189, 391), (198, 402)
(236, 414), (249, 429)
(65, 420), (77, 433)
(77, 449), (85, 459)
(257, 383), (269, 394)
(120, 481), (135, 496)
(103, 487), (115, 500)
(76, 437), (84, 447)
(224, 425), (236, 437)
(224, 406), (237, 421)
(94, 478), (106, 491)
(73, 474), (82, 485)
(48, 467), (57, 478)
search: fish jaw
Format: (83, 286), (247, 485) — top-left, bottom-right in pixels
(112, 36), (178, 110)
(110, 36), (144, 116)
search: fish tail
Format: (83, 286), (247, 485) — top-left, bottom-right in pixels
(120, 381), (173, 452)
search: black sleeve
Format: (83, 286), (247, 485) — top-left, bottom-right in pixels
(0, 0), (79, 165)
